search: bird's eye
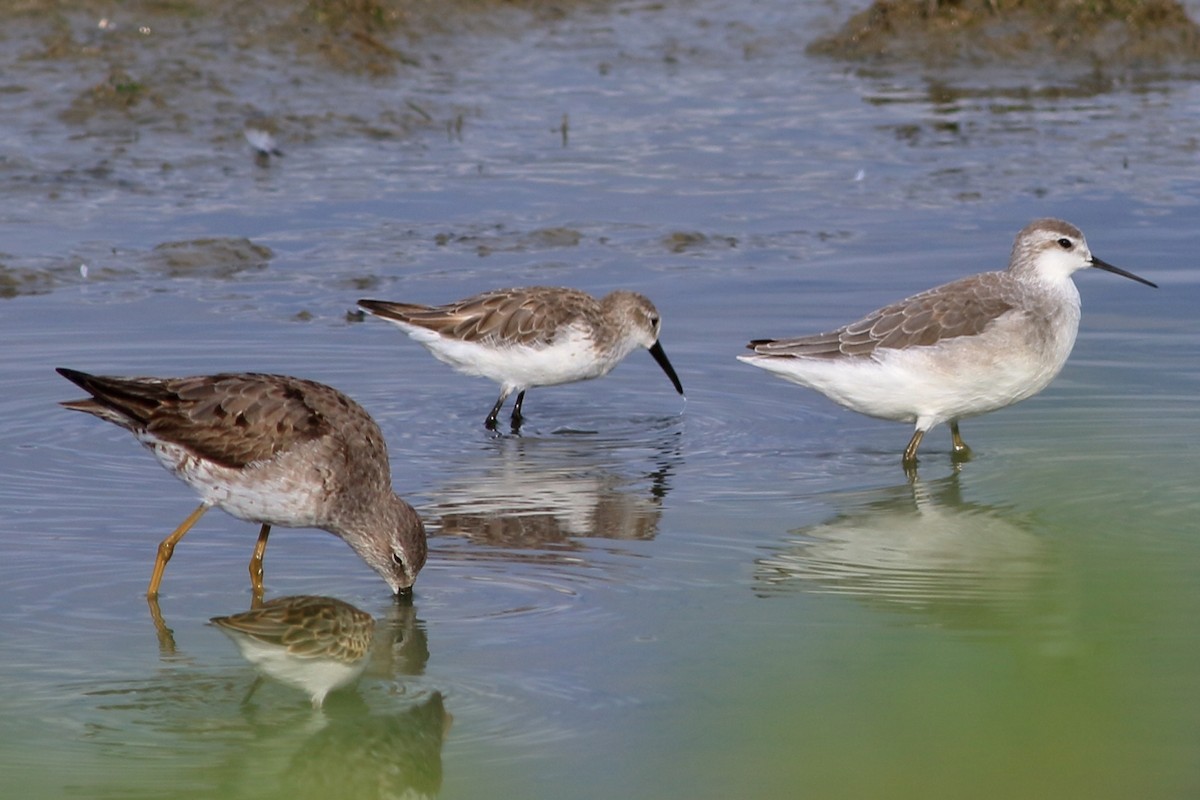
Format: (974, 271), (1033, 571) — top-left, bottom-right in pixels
(392, 552), (405, 566)
(650, 315), (660, 327)
(1056, 237), (1073, 249)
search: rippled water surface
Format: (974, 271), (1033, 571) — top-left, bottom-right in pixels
(3, 1), (1200, 798)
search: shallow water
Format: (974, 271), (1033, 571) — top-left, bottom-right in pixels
(2, 1), (1200, 798)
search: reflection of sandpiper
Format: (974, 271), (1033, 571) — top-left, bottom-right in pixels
(431, 436), (673, 552)
(740, 219), (1155, 468)
(282, 692), (451, 800)
(755, 472), (1058, 629)
(57, 369), (427, 597)
(366, 596), (430, 679)
(359, 286), (684, 430)
(71, 644), (449, 799)
(212, 595), (375, 708)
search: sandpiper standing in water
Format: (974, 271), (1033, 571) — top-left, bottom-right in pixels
(359, 287), (684, 430)
(738, 218), (1156, 468)
(57, 369), (427, 597)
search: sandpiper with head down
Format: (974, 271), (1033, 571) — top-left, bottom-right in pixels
(738, 218), (1156, 469)
(359, 286), (684, 430)
(57, 369), (427, 597)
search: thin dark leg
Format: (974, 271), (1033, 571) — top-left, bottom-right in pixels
(510, 390), (526, 428)
(950, 421), (972, 461)
(485, 389), (511, 430)
(902, 428), (924, 468)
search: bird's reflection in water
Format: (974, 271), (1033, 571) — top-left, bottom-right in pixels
(281, 692), (450, 800)
(756, 470), (1064, 631)
(430, 432), (678, 558)
(208, 596), (446, 798)
(210, 595), (429, 709)
(210, 595), (376, 708)
(77, 598), (447, 799)
(367, 597), (430, 680)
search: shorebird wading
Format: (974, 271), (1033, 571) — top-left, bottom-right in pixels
(359, 287), (684, 429)
(57, 369), (427, 597)
(738, 218), (1156, 467)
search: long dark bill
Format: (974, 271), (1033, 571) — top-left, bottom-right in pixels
(1091, 256), (1157, 288)
(648, 341), (685, 396)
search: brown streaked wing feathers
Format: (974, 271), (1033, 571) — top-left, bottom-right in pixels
(64, 372), (333, 469)
(212, 597), (372, 660)
(748, 273), (1015, 358)
(365, 288), (590, 347)
(153, 375), (334, 468)
(356, 300), (430, 321)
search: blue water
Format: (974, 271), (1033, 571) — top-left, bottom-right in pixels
(2, 1), (1199, 798)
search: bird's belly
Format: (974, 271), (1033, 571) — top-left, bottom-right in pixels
(145, 439), (325, 527)
(743, 331), (1070, 425)
(227, 636), (368, 699)
(423, 335), (616, 389)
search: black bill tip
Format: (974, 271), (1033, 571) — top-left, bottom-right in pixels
(648, 341), (684, 396)
(1091, 256), (1157, 289)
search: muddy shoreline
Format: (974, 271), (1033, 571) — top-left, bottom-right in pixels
(809, 0), (1200, 70)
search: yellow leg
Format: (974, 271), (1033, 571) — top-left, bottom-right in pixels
(148, 503), (209, 598)
(950, 421), (972, 459)
(903, 428), (925, 467)
(248, 523), (271, 598)
(146, 595), (177, 656)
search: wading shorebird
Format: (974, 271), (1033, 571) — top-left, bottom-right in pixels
(738, 218), (1156, 468)
(359, 286), (684, 430)
(57, 369), (426, 597)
